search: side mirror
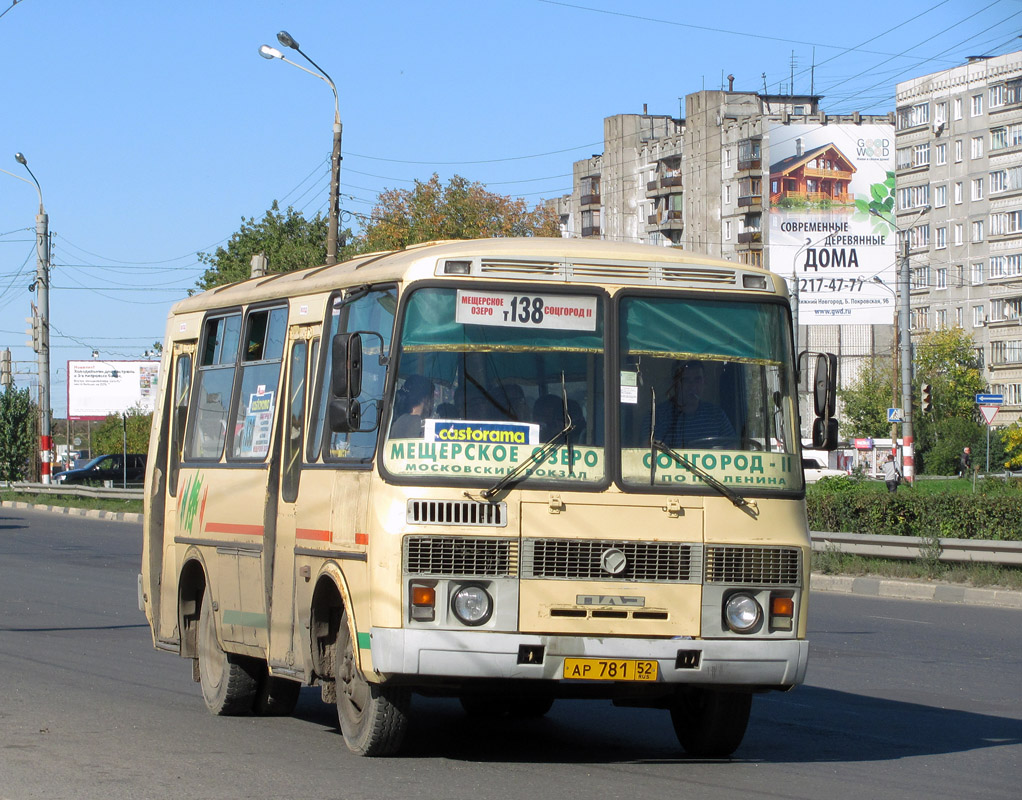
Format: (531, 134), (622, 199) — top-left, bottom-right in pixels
(331, 333), (363, 399)
(800, 350), (840, 451)
(328, 397), (362, 433)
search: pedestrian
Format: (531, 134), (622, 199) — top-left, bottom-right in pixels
(882, 452), (901, 493)
(958, 446), (972, 477)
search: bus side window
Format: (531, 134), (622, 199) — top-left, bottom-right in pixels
(312, 287), (395, 463)
(282, 340), (307, 503)
(228, 306), (288, 461)
(186, 313), (241, 461)
(168, 352), (192, 496)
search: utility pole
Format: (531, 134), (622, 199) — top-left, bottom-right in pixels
(16, 153), (52, 484)
(898, 237), (915, 483)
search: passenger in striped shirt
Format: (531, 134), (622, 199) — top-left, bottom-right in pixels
(654, 360), (737, 449)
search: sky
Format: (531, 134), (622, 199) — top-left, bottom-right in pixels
(1, 0), (1019, 416)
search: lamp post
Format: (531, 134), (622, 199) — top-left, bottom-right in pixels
(259, 32), (341, 265)
(872, 276), (900, 454)
(3, 153), (52, 482)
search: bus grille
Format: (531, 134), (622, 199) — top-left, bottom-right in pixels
(404, 536), (518, 577)
(521, 539), (700, 582)
(704, 546), (801, 585)
(406, 499), (506, 527)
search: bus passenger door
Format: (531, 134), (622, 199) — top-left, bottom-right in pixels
(267, 332), (314, 674)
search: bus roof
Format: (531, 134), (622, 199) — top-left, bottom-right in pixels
(170, 237), (779, 315)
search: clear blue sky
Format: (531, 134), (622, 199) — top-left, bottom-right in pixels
(1, 0), (1018, 415)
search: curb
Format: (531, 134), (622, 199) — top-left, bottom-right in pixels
(810, 573), (1022, 610)
(4, 500), (1020, 610)
(1, 500), (143, 525)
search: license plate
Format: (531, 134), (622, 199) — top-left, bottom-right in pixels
(562, 658), (658, 682)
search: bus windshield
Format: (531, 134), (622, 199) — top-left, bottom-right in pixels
(382, 286), (606, 487)
(618, 295), (802, 490)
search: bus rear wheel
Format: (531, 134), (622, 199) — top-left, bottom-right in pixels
(255, 674), (301, 716)
(334, 611), (409, 756)
(196, 591), (259, 715)
(669, 688), (752, 758)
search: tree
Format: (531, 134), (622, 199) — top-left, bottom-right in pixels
(0, 387), (35, 481)
(196, 202), (355, 290)
(838, 357), (895, 439)
(912, 327), (986, 473)
(359, 174), (560, 253)
(1001, 423), (1022, 469)
(92, 406), (153, 455)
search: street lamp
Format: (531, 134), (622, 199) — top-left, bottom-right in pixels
(872, 276), (900, 455)
(3, 153), (52, 482)
(259, 31), (342, 265)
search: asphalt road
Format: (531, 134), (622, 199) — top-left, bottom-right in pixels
(1, 506), (1020, 800)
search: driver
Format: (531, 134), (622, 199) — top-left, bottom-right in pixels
(654, 360), (736, 448)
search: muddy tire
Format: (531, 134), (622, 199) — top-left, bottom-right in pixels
(196, 591), (259, 715)
(670, 689), (752, 758)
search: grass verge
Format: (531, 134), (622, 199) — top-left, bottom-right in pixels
(1, 490), (142, 516)
(812, 547), (1022, 591)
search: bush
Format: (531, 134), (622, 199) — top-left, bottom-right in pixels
(806, 478), (1022, 541)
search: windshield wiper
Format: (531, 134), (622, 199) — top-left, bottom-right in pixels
(651, 439), (753, 511)
(481, 373), (574, 500)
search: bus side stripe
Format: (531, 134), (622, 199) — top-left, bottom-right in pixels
(204, 522), (264, 536)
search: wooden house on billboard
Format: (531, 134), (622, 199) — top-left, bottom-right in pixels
(769, 138), (856, 206)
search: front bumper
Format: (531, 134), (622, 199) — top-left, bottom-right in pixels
(370, 627), (809, 688)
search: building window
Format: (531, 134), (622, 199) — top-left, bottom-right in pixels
(990, 254), (1022, 278)
(909, 224), (930, 249)
(935, 101), (948, 125)
(955, 306), (964, 327)
(936, 309), (947, 329)
(955, 140), (963, 163)
(972, 220), (984, 243)
(912, 266), (930, 289)
(973, 304), (986, 327)
(972, 261), (984, 285)
(725, 220), (732, 240)
(936, 267), (948, 287)
(936, 228), (947, 250)
(990, 84), (1006, 109)
(935, 142), (947, 165)
(989, 166), (1022, 194)
(954, 182), (963, 204)
(934, 184), (947, 208)
(724, 149), (731, 169)
(913, 143), (930, 167)
(990, 210), (1022, 236)
(911, 307), (929, 331)
(990, 123), (1022, 152)
(954, 97), (963, 119)
(897, 102), (930, 130)
(896, 147), (913, 170)
(954, 223), (963, 246)
(972, 94), (983, 116)
(898, 184), (930, 210)
(972, 178), (983, 201)
(991, 299), (1022, 322)
(971, 136), (984, 159)
(724, 184), (731, 204)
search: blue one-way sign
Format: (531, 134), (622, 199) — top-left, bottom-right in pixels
(976, 394), (1004, 405)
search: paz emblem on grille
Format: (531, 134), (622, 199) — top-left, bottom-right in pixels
(600, 547), (628, 576)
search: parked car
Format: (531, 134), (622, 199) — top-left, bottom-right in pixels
(802, 457), (847, 483)
(53, 454), (147, 485)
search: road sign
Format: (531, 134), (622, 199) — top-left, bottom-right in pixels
(976, 394), (1004, 405)
(887, 408), (903, 423)
(979, 406), (999, 425)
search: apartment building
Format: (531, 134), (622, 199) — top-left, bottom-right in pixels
(555, 88), (896, 397)
(895, 51), (1022, 424)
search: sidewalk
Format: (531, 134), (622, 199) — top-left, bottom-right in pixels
(4, 500), (1021, 610)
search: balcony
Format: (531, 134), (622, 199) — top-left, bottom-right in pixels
(803, 167), (853, 181)
(645, 175), (683, 198)
(581, 226), (600, 238)
(580, 193), (601, 207)
(737, 194), (762, 208)
(737, 159), (761, 172)
(737, 230), (762, 245)
(645, 211), (684, 233)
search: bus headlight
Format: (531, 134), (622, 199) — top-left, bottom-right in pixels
(724, 593), (762, 633)
(451, 584), (492, 626)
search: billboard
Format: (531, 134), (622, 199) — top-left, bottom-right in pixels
(767, 123), (896, 325)
(68, 360), (161, 420)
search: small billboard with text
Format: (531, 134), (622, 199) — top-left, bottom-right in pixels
(67, 360), (161, 420)
(767, 123), (896, 325)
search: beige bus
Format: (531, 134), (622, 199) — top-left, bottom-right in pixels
(140, 237), (836, 757)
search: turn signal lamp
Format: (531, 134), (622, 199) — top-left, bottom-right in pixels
(770, 595), (795, 631)
(444, 260), (472, 275)
(410, 584), (436, 621)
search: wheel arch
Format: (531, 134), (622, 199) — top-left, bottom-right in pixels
(178, 550), (210, 659)
(308, 562), (361, 682)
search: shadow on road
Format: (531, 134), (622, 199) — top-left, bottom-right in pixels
(289, 684), (1021, 763)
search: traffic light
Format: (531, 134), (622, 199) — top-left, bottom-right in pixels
(922, 383), (933, 413)
(25, 302), (40, 353)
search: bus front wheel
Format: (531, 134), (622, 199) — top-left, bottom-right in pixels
(334, 611), (410, 756)
(669, 688), (752, 758)
(196, 591), (259, 715)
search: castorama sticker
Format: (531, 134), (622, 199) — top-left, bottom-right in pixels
(767, 123), (896, 325)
